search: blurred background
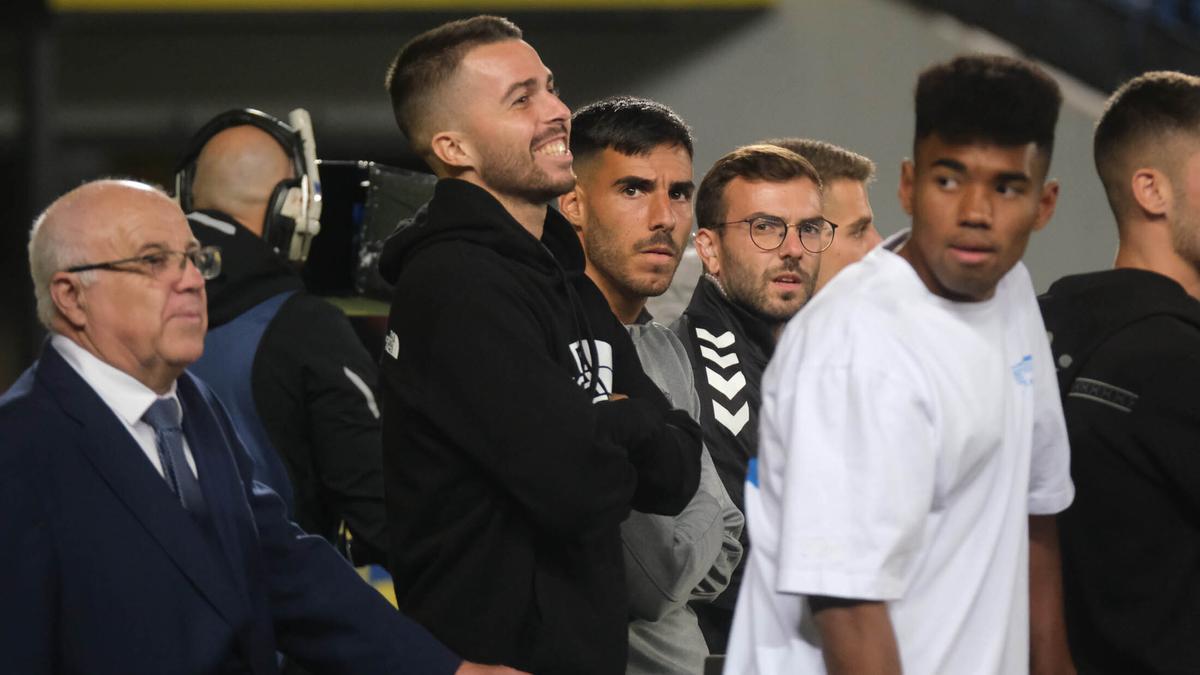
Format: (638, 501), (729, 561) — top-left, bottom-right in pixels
(5, 0), (1200, 391)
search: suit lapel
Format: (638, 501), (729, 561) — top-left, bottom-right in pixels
(37, 348), (250, 631)
(177, 375), (256, 604)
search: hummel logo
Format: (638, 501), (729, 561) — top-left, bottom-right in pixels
(706, 368), (746, 400)
(695, 328), (735, 349)
(695, 326), (747, 435)
(700, 345), (739, 369)
(713, 401), (749, 435)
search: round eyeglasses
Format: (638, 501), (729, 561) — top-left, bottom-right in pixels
(715, 215), (837, 254)
(65, 245), (223, 281)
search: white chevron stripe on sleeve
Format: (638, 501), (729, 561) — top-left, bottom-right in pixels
(695, 327), (735, 349)
(712, 400), (750, 435)
(705, 368), (746, 400)
(700, 345), (739, 369)
(343, 366), (381, 420)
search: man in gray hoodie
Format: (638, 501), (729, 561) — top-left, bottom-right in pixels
(559, 95), (744, 675)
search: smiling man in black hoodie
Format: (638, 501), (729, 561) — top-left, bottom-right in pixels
(377, 16), (702, 675)
(1040, 71), (1200, 674)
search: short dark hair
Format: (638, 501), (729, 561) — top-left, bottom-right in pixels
(696, 144), (822, 232)
(915, 54), (1061, 162)
(761, 137), (876, 185)
(1094, 71), (1200, 219)
(570, 96), (694, 164)
(384, 15), (522, 152)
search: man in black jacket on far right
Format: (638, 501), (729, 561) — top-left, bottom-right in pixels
(377, 16), (701, 675)
(1040, 71), (1200, 673)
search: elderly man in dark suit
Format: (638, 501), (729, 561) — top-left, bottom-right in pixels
(0, 179), (524, 675)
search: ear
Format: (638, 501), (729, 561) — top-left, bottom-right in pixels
(1032, 179), (1060, 232)
(429, 131), (474, 172)
(694, 228), (721, 276)
(50, 272), (88, 330)
(1130, 167), (1171, 218)
(558, 185), (586, 232)
(898, 159), (916, 216)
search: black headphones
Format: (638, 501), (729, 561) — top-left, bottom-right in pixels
(175, 108), (320, 261)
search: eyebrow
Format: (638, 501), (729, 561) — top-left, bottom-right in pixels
(501, 78), (538, 103)
(931, 158), (967, 172)
(136, 241), (169, 254)
(740, 211), (786, 222)
(136, 239), (199, 254)
(932, 158), (1031, 183)
(848, 215), (873, 230)
(995, 171), (1032, 184)
(670, 181), (696, 197)
(501, 71), (555, 104)
(614, 176), (654, 192)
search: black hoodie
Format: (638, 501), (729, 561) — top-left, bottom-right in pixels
(1040, 268), (1200, 674)
(377, 179), (701, 675)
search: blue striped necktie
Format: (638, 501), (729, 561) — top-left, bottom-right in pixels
(142, 398), (206, 513)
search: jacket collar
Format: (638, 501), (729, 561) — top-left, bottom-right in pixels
(686, 275), (778, 361)
(189, 209), (302, 328)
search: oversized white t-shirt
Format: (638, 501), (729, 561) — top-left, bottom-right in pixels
(724, 235), (1074, 675)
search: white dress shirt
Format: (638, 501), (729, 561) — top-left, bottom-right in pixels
(52, 334), (199, 479)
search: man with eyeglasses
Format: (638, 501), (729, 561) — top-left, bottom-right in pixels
(181, 110), (391, 568)
(725, 54), (1074, 674)
(0, 179), (523, 675)
(759, 138), (883, 292)
(671, 143), (832, 652)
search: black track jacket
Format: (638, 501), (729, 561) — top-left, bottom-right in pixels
(1041, 268), (1200, 674)
(378, 179), (702, 675)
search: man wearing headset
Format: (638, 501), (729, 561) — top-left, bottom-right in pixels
(180, 109), (388, 566)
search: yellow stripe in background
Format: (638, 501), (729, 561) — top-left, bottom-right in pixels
(51, 0), (772, 11)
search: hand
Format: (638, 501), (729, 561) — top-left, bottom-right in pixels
(606, 393), (629, 401)
(454, 662), (530, 675)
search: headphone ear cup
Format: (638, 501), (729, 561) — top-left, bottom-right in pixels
(175, 162), (196, 212)
(264, 179), (301, 255)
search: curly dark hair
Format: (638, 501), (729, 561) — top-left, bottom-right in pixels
(915, 54), (1061, 163)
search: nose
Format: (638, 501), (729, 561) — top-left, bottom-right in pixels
(648, 190), (677, 232)
(544, 90), (570, 125)
(176, 254), (205, 291)
(779, 222), (807, 258)
(960, 182), (993, 227)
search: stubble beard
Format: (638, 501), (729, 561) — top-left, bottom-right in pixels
(585, 223), (680, 299)
(722, 253), (813, 324)
(1171, 207), (1200, 270)
(478, 142), (575, 205)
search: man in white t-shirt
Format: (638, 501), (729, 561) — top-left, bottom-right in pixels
(725, 54), (1077, 675)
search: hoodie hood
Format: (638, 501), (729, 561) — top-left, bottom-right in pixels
(378, 178), (584, 285)
(1041, 268), (1200, 383)
(188, 209), (303, 328)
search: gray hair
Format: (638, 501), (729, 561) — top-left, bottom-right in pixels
(28, 204), (94, 330)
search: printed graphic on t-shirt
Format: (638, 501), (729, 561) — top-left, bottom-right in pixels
(569, 339), (614, 402)
(1011, 354), (1034, 386)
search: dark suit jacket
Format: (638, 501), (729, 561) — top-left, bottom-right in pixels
(0, 344), (461, 675)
